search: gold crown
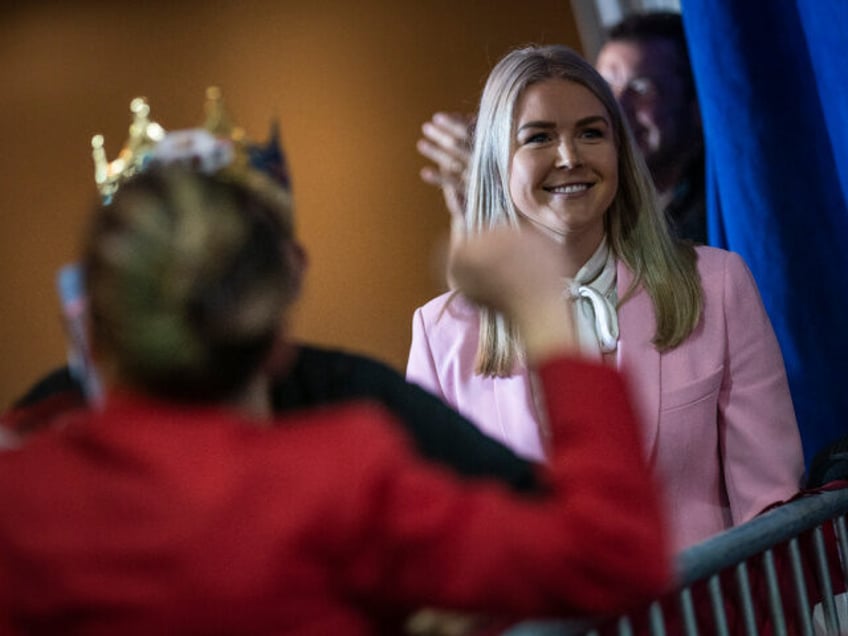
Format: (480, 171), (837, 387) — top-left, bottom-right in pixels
(91, 87), (251, 201)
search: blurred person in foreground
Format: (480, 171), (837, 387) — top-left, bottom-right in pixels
(0, 161), (670, 633)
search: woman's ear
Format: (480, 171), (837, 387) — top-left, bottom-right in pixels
(284, 240), (308, 301)
(261, 327), (299, 380)
(260, 240), (309, 380)
(75, 304), (107, 407)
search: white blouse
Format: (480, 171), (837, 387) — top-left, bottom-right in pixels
(568, 236), (619, 359)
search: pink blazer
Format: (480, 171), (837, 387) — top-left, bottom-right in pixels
(407, 246), (804, 550)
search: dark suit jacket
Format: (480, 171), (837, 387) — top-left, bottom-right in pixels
(2, 344), (538, 492)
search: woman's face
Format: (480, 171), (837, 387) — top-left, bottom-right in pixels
(508, 78), (618, 246)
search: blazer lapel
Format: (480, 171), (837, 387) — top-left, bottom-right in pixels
(616, 261), (661, 463)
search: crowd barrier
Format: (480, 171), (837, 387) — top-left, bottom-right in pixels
(505, 484), (848, 636)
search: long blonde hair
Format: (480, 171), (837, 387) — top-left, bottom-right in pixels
(464, 44), (702, 376)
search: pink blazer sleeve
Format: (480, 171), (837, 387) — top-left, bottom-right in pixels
(718, 252), (804, 523)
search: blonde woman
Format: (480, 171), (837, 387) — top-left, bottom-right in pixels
(407, 44), (804, 550)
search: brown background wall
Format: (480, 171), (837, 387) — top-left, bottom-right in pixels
(0, 1), (581, 408)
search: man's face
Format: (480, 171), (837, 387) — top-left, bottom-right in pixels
(596, 38), (700, 181)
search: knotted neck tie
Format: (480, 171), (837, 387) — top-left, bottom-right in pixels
(566, 237), (619, 358)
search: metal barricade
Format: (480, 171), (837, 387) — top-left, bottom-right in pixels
(505, 485), (848, 636)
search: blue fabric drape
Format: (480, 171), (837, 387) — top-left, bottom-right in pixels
(681, 0), (848, 467)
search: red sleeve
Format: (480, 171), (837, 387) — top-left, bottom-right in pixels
(334, 356), (671, 618)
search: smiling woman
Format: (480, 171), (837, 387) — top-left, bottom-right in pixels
(508, 78), (618, 269)
(406, 44), (805, 552)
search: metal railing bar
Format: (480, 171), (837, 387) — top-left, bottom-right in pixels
(787, 536), (815, 636)
(678, 586), (699, 636)
(707, 574), (730, 636)
(677, 489), (848, 586)
(812, 525), (840, 634)
(762, 548), (788, 636)
(647, 600), (665, 636)
(733, 560), (759, 636)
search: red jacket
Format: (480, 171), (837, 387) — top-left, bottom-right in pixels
(0, 357), (670, 634)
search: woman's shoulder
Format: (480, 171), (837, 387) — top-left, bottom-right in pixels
(414, 290), (479, 325)
(693, 245), (750, 279)
(693, 245), (761, 303)
(411, 292), (482, 357)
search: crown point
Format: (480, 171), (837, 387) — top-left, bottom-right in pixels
(130, 97), (149, 116)
(148, 123), (166, 142)
(93, 88), (292, 202)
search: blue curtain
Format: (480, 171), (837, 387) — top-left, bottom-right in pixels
(681, 0), (848, 468)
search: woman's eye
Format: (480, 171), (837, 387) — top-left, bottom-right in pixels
(523, 132), (551, 144)
(580, 127), (604, 140)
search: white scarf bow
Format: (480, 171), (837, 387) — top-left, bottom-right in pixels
(566, 238), (619, 357)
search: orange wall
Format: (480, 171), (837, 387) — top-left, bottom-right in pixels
(0, 1), (581, 408)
